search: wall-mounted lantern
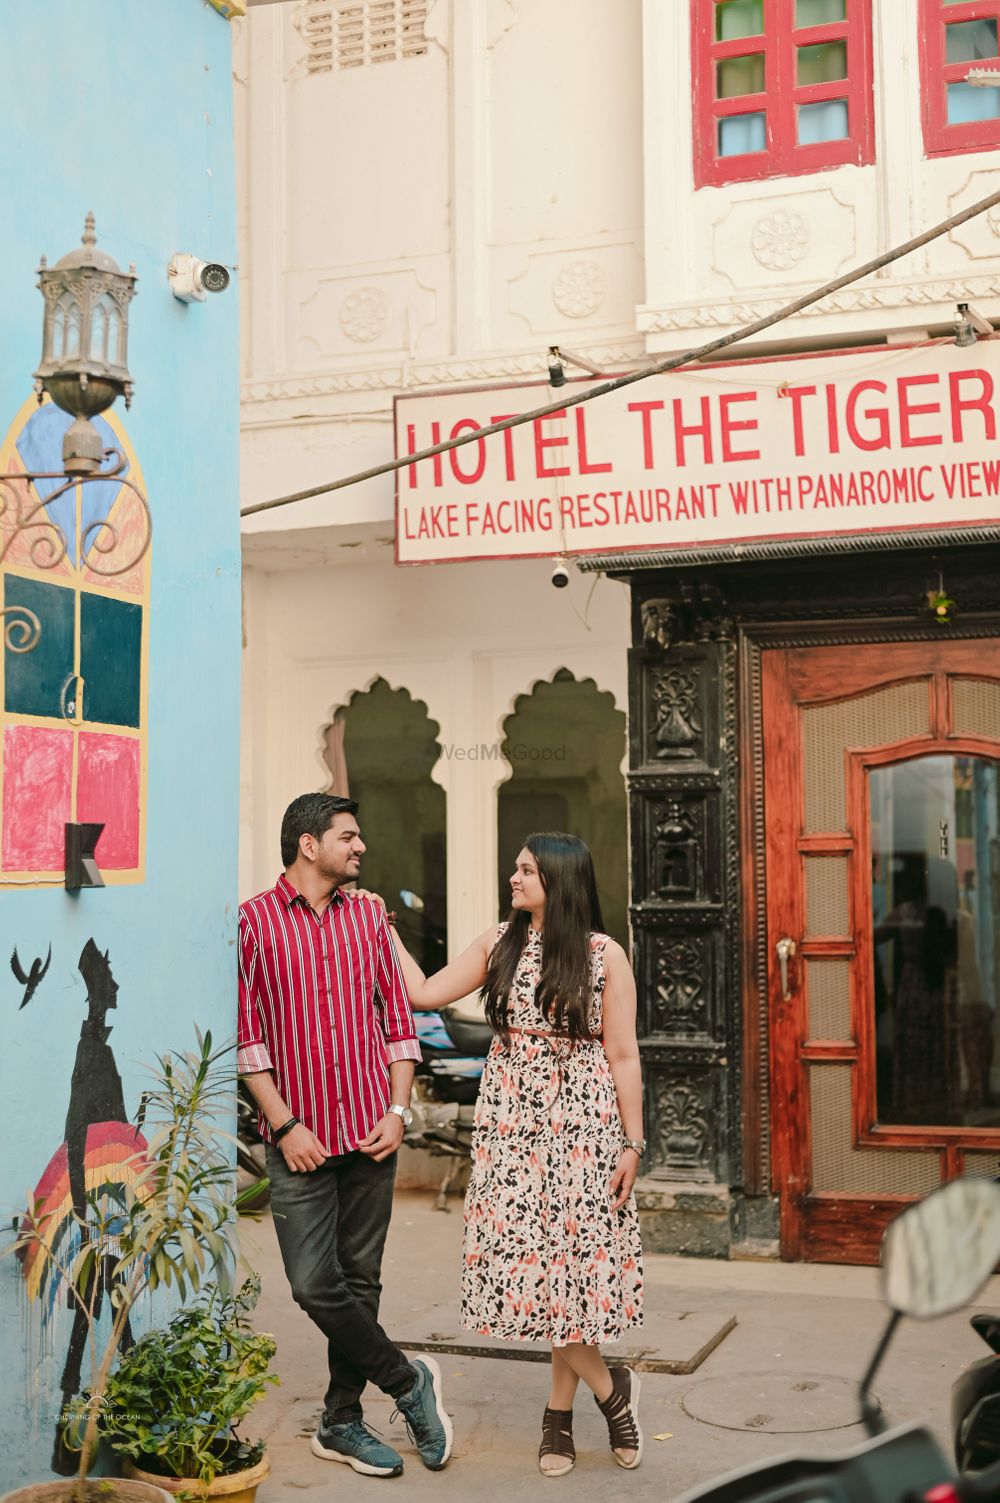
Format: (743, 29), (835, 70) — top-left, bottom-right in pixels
(34, 213), (138, 474)
(0, 213), (150, 657)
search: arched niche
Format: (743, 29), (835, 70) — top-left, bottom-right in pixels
(497, 668), (628, 945)
(322, 677), (447, 972)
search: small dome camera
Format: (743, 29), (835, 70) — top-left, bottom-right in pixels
(200, 262), (231, 294)
(551, 558), (570, 589)
(168, 253), (232, 303)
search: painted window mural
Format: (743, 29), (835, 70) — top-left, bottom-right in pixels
(0, 396), (149, 885)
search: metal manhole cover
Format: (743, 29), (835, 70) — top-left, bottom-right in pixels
(681, 1372), (876, 1434)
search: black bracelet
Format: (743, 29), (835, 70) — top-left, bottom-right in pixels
(272, 1116), (300, 1143)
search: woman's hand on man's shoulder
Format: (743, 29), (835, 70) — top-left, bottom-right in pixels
(349, 887), (386, 912)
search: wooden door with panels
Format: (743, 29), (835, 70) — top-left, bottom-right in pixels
(762, 639), (1000, 1262)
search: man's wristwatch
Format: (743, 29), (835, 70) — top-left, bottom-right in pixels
(388, 1104), (413, 1128)
(623, 1137), (646, 1157)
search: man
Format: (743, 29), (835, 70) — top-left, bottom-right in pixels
(238, 792), (452, 1478)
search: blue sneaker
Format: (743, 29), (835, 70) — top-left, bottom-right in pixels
(393, 1357), (453, 1470)
(311, 1416), (404, 1477)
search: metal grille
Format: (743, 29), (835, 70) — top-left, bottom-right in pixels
(297, 0), (428, 74)
(802, 682), (930, 832)
(807, 960), (852, 1041)
(952, 679), (1000, 743)
(805, 856), (849, 937)
(810, 1065), (941, 1194)
(963, 1152), (1000, 1179)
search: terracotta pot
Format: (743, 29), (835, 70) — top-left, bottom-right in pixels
(1, 1482), (172, 1503)
(123, 1456), (269, 1503)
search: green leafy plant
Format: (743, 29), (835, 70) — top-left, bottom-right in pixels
(7, 1031), (254, 1488)
(83, 1276), (277, 1486)
(927, 587), (956, 624)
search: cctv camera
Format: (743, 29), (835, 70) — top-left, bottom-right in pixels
(547, 347), (567, 388)
(168, 253), (232, 303)
(551, 559), (570, 589)
(959, 303), (994, 337)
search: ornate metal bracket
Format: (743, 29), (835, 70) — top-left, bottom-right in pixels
(0, 450), (151, 655)
(0, 448), (151, 578)
(1, 605), (41, 654)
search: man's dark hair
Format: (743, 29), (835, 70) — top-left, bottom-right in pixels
(280, 792), (359, 867)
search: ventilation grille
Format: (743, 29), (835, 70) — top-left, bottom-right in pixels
(810, 1065), (941, 1194)
(952, 678), (1000, 743)
(964, 1152), (1000, 1179)
(807, 960), (852, 1041)
(298, 0), (428, 74)
(805, 855), (849, 938)
(802, 681), (930, 833)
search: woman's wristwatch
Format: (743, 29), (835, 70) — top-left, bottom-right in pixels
(623, 1137), (646, 1156)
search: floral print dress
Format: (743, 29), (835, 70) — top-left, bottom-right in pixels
(461, 925), (643, 1346)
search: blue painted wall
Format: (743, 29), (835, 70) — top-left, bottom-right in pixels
(0, 2), (240, 1487)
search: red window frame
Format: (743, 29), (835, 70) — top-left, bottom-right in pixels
(920, 0), (1000, 156)
(692, 0), (874, 188)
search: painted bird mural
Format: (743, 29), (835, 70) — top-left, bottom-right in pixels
(11, 944), (51, 1008)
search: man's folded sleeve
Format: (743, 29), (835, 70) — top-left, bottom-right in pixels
(237, 918), (274, 1075)
(375, 915), (423, 1064)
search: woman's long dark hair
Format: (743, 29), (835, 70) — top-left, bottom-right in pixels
(483, 832), (606, 1043)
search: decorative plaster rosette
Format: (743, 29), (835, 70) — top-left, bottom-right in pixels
(751, 209), (810, 271)
(339, 287), (390, 343)
(552, 260), (606, 319)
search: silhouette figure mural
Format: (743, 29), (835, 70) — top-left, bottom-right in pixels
(10, 945), (51, 1009)
(17, 940), (147, 1473)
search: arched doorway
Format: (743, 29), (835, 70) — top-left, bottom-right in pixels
(323, 677), (446, 972)
(497, 669), (628, 945)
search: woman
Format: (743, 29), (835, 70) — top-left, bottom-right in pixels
(387, 832), (644, 1477)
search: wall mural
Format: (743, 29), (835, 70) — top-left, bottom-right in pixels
(11, 945), (51, 1008)
(0, 397), (149, 889)
(17, 939), (147, 1473)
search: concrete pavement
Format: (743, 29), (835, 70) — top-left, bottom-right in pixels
(239, 1190), (1000, 1502)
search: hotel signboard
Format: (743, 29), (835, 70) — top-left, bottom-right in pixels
(394, 341), (1000, 565)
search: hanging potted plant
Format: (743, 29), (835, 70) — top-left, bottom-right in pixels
(83, 1277), (276, 1503)
(2, 1032), (253, 1503)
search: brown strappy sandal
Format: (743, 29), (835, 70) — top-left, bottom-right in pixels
(595, 1366), (643, 1470)
(538, 1406), (576, 1477)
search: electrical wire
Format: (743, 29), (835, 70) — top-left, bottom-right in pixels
(241, 183), (1000, 520)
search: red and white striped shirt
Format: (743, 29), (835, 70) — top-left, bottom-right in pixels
(237, 875), (421, 1155)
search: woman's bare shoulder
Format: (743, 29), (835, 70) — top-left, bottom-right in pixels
(600, 938), (632, 969)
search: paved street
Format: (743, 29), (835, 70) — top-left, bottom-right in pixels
(242, 1190), (1000, 1502)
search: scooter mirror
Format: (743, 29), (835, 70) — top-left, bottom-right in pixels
(400, 889), (425, 911)
(882, 1177), (1000, 1320)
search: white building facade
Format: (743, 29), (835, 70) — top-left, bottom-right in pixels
(237, 0), (1000, 1258)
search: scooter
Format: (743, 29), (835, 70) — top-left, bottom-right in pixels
(399, 890), (493, 1210)
(672, 1176), (1000, 1503)
(953, 1313), (1000, 1477)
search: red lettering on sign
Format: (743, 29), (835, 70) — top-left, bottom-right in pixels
(535, 413), (570, 478)
(575, 407), (612, 474)
(673, 395), (714, 466)
(845, 381), (890, 452)
(720, 391), (760, 463)
(491, 415), (518, 482)
(783, 386), (816, 458)
(449, 420), (487, 483)
(628, 400), (664, 469)
(897, 373), (942, 448)
(949, 370), (997, 444)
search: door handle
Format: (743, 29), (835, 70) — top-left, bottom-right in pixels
(776, 937), (797, 1001)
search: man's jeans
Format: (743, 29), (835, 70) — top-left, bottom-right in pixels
(266, 1144), (416, 1423)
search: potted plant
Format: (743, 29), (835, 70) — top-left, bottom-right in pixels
(85, 1276), (276, 1503)
(2, 1032), (253, 1503)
